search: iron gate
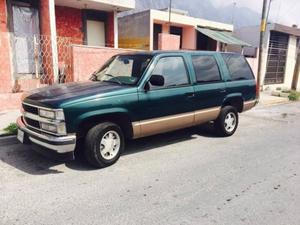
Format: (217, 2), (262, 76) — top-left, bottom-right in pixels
(264, 31), (289, 85)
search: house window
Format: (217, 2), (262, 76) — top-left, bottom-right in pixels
(170, 26), (183, 49)
(153, 23), (162, 50)
(264, 31), (289, 84)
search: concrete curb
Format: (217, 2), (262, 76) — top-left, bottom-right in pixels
(0, 135), (18, 147)
(259, 100), (291, 107)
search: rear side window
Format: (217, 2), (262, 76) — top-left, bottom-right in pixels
(192, 55), (221, 83)
(222, 54), (254, 80)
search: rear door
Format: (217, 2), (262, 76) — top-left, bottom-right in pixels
(190, 53), (226, 124)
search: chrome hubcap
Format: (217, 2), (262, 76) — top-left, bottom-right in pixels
(100, 131), (120, 160)
(224, 112), (236, 133)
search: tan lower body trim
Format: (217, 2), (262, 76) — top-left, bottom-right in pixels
(195, 107), (221, 125)
(243, 100), (257, 112)
(132, 107), (221, 139)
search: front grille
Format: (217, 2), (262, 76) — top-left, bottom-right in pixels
(22, 103), (39, 115)
(24, 117), (40, 129)
(21, 102), (64, 136)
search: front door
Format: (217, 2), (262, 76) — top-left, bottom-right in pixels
(12, 2), (40, 74)
(87, 20), (105, 47)
(136, 55), (195, 137)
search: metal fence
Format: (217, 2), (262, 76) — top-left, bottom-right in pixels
(13, 34), (75, 84)
(0, 32), (138, 94)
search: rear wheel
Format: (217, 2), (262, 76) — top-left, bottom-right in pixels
(84, 122), (124, 168)
(214, 106), (239, 137)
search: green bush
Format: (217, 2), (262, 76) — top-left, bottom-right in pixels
(3, 123), (18, 135)
(288, 91), (300, 101)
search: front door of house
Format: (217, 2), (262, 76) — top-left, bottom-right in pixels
(87, 20), (105, 47)
(12, 2), (40, 74)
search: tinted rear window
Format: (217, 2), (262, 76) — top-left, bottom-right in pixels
(192, 55), (221, 83)
(222, 54), (254, 81)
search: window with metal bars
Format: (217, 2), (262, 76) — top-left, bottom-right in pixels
(264, 31), (289, 84)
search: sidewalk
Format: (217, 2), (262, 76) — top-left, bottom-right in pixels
(0, 110), (20, 135)
(0, 92), (291, 136)
(258, 91), (290, 106)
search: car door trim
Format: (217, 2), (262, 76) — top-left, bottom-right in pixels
(243, 100), (257, 111)
(132, 106), (221, 138)
(194, 107), (221, 125)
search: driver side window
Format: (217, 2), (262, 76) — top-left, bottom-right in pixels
(150, 56), (189, 89)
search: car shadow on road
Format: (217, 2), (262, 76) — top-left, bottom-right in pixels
(0, 123), (219, 175)
(124, 123), (217, 155)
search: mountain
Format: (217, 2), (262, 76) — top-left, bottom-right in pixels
(120, 0), (261, 28)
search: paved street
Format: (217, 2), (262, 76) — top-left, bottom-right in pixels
(0, 102), (300, 225)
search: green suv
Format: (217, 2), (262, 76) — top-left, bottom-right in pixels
(17, 51), (257, 168)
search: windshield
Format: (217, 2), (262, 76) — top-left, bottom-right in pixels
(91, 55), (153, 85)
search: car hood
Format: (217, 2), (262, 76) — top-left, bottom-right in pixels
(24, 81), (130, 108)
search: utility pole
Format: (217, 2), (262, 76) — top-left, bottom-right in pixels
(257, 0), (269, 98)
(266, 0), (273, 23)
(168, 0), (172, 34)
(231, 2), (237, 25)
(291, 50), (300, 90)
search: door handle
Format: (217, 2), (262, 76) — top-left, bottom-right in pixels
(219, 89), (226, 93)
(185, 92), (195, 98)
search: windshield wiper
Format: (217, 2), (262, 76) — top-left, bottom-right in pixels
(103, 74), (123, 85)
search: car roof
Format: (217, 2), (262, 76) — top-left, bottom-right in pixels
(118, 50), (241, 57)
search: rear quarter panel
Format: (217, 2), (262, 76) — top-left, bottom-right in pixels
(216, 53), (256, 103)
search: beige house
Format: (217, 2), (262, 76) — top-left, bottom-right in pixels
(118, 8), (249, 51)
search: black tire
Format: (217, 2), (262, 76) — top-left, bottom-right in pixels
(84, 122), (124, 168)
(214, 106), (239, 137)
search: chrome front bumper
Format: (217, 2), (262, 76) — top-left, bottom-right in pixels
(17, 116), (76, 154)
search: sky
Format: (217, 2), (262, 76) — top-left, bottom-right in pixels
(212, 0), (300, 26)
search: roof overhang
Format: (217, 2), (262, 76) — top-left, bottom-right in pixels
(150, 9), (233, 32)
(196, 27), (251, 47)
(270, 23), (300, 37)
(55, 0), (135, 12)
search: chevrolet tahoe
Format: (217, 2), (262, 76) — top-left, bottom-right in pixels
(17, 51), (258, 168)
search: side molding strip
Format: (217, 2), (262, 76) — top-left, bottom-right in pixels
(132, 107), (221, 139)
(243, 100), (257, 112)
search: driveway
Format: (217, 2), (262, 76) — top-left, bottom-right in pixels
(1, 102), (300, 225)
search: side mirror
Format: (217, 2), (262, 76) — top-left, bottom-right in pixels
(149, 75), (164, 87)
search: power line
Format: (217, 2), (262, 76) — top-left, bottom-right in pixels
(275, 0), (282, 22)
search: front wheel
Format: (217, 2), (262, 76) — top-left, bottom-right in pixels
(214, 106), (239, 137)
(84, 122), (124, 168)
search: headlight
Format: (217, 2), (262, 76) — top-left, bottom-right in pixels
(40, 122), (67, 135)
(39, 109), (55, 119)
(39, 109), (65, 120)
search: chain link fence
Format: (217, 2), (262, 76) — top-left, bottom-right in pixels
(0, 32), (78, 93)
(0, 31), (137, 94)
(14, 34), (75, 86)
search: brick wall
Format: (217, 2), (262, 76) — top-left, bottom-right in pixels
(0, 0), (13, 94)
(55, 6), (83, 43)
(39, 0), (54, 83)
(158, 33), (180, 50)
(106, 12), (114, 47)
(0, 0), (8, 32)
(72, 45), (130, 82)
